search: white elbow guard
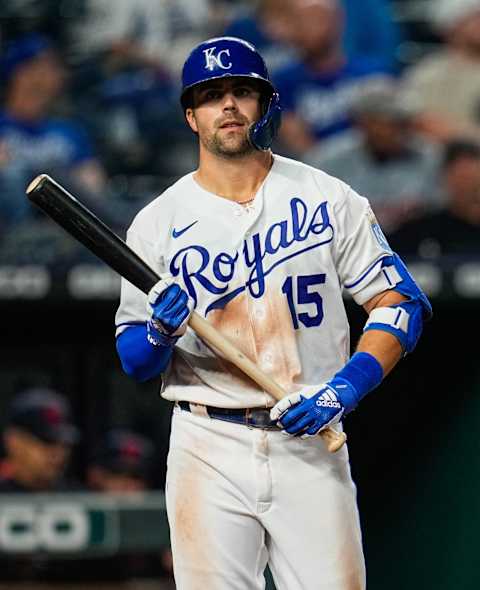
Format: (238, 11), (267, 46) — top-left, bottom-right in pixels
(364, 300), (423, 353)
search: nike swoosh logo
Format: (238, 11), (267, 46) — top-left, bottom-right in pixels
(172, 220), (198, 238)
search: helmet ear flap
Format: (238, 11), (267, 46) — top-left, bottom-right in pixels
(249, 92), (282, 151)
(260, 88), (272, 117)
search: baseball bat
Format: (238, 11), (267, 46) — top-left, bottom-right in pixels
(26, 174), (346, 453)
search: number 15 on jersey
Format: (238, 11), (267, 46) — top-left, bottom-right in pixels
(282, 273), (326, 329)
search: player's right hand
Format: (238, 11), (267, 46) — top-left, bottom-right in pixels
(146, 275), (194, 347)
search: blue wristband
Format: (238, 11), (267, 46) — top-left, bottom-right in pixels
(331, 352), (384, 413)
(117, 325), (173, 382)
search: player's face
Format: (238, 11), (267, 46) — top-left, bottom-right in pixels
(16, 50), (66, 105)
(451, 12), (480, 55)
(186, 78), (263, 158)
(357, 115), (407, 154)
(7, 429), (70, 488)
(446, 155), (480, 222)
(88, 466), (147, 493)
(287, 0), (342, 58)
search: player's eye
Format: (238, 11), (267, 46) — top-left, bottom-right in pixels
(203, 89), (222, 101)
(234, 87), (252, 97)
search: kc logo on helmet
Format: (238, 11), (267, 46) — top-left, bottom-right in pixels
(203, 47), (232, 71)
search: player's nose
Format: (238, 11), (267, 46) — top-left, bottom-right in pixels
(221, 92), (238, 111)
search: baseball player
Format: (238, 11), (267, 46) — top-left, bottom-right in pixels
(115, 36), (432, 590)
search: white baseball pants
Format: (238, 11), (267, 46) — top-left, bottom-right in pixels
(166, 406), (366, 590)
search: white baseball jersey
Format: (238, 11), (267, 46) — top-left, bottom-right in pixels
(115, 154), (392, 409)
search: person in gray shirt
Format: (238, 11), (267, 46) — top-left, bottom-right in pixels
(305, 77), (443, 233)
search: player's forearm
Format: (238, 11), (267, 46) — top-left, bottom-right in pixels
(116, 325), (172, 382)
(333, 273), (430, 413)
(355, 329), (403, 377)
(328, 329), (403, 414)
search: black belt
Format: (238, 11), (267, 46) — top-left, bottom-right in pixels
(177, 401), (280, 430)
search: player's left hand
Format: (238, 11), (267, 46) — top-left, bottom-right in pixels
(270, 380), (351, 437)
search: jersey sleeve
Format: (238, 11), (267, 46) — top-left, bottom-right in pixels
(114, 226), (159, 337)
(332, 184), (395, 305)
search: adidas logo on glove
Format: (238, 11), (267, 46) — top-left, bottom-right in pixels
(316, 399), (342, 409)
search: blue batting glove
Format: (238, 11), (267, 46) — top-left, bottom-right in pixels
(270, 379), (354, 437)
(146, 275), (194, 347)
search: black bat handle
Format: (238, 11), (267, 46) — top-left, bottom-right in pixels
(26, 174), (159, 294)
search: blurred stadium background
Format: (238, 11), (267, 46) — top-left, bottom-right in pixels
(0, 1), (479, 588)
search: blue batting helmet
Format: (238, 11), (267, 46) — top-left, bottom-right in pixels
(180, 36), (281, 151)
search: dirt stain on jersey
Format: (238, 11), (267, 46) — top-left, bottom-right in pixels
(255, 290), (302, 393)
(208, 286), (302, 394)
(208, 292), (263, 391)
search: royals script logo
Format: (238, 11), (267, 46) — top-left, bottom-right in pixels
(203, 46), (232, 71)
(170, 197), (333, 315)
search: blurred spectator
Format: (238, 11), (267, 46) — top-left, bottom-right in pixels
(272, 0), (393, 156)
(0, 0), (71, 47)
(341, 0), (403, 71)
(87, 428), (154, 493)
(67, 0), (219, 77)
(224, 0), (402, 73)
(389, 139), (480, 257)
(306, 77), (442, 232)
(0, 387), (82, 581)
(0, 33), (107, 227)
(223, 0), (299, 75)
(402, 0), (480, 143)
(84, 428), (173, 581)
(64, 0), (225, 177)
(0, 387), (80, 492)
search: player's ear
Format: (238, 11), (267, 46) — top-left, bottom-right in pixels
(185, 108), (198, 133)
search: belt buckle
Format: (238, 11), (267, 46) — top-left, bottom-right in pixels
(245, 408), (254, 429)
